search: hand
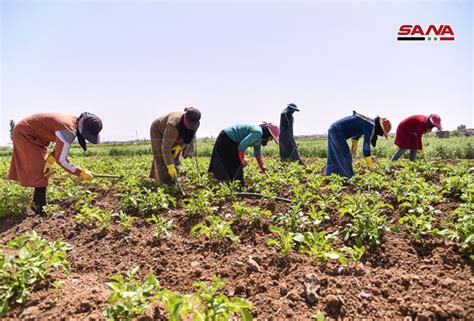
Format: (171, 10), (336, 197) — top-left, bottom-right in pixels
(365, 156), (375, 171)
(238, 151), (247, 168)
(351, 139), (358, 157)
(43, 153), (55, 177)
(171, 145), (182, 159)
(79, 168), (94, 180)
(255, 155), (266, 172)
(167, 164), (177, 178)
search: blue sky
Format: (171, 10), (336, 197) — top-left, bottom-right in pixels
(1, 0), (472, 143)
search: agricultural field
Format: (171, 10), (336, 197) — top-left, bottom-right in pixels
(0, 146), (473, 319)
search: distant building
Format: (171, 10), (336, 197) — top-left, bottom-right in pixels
(462, 129), (474, 137)
(436, 131), (450, 138)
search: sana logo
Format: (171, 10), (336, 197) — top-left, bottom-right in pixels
(397, 25), (455, 41)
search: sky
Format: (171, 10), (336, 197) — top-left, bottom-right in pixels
(0, 0), (472, 144)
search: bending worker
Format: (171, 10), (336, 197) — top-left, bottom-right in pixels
(8, 112), (103, 215)
(326, 111), (391, 178)
(279, 103), (304, 165)
(208, 122), (280, 184)
(150, 107), (201, 186)
(391, 114), (442, 162)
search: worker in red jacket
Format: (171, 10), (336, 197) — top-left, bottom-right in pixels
(391, 114), (442, 161)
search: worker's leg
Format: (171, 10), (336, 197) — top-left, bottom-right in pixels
(409, 149), (417, 161)
(391, 149), (406, 161)
(32, 187), (46, 216)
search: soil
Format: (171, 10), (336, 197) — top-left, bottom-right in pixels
(1, 188), (473, 320)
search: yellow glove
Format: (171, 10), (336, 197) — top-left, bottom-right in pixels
(171, 145), (182, 159)
(167, 164), (177, 179)
(351, 139), (358, 157)
(365, 156), (375, 171)
(78, 168), (94, 180)
(43, 153), (56, 177)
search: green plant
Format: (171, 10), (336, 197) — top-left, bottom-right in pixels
(192, 276), (253, 321)
(0, 182), (31, 218)
(342, 245), (365, 269)
(232, 202), (271, 224)
(266, 226), (304, 255)
(191, 216), (239, 243)
(441, 205), (474, 260)
(184, 190), (216, 217)
(0, 232), (72, 313)
(113, 211), (135, 232)
(343, 209), (391, 247)
(146, 214), (174, 239)
(104, 267), (160, 321)
(399, 213), (441, 239)
(121, 186), (176, 216)
(298, 230), (345, 264)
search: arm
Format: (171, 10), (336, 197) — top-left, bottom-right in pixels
(54, 130), (80, 175)
(161, 125), (180, 166)
(238, 131), (261, 154)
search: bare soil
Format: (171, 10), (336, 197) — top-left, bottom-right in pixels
(1, 192), (473, 320)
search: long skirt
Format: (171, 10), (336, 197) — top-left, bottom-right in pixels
(208, 131), (244, 183)
(326, 126), (354, 178)
(8, 124), (49, 187)
(279, 132), (301, 162)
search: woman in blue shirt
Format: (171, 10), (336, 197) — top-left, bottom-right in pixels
(326, 111), (391, 178)
(208, 122), (280, 184)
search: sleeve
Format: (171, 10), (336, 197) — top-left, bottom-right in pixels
(161, 124), (180, 166)
(351, 135), (361, 140)
(238, 131), (261, 153)
(253, 143), (262, 157)
(415, 122), (425, 150)
(54, 130), (80, 175)
(362, 125), (373, 157)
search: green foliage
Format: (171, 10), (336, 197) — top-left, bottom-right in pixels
(191, 216), (239, 243)
(399, 213), (440, 239)
(184, 190), (216, 217)
(113, 211), (135, 232)
(298, 230), (346, 264)
(75, 206), (113, 231)
(342, 245), (365, 268)
(104, 267), (160, 321)
(441, 204), (474, 259)
(146, 214), (173, 239)
(0, 232), (72, 314)
(0, 182), (31, 218)
(232, 202), (271, 224)
(266, 226), (304, 255)
(121, 186), (176, 216)
(191, 277), (253, 321)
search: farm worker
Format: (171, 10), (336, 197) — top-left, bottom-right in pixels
(149, 107), (201, 186)
(326, 111), (391, 178)
(8, 112), (103, 215)
(208, 122), (280, 184)
(279, 103), (304, 165)
(391, 114), (442, 162)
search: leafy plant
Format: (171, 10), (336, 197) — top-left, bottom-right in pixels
(399, 213), (441, 239)
(184, 190), (216, 217)
(266, 226), (304, 255)
(113, 211), (135, 232)
(298, 230), (346, 264)
(0, 232), (72, 313)
(146, 214), (174, 239)
(232, 202), (271, 224)
(191, 216), (239, 243)
(192, 276), (253, 321)
(104, 267), (160, 321)
(342, 245), (365, 269)
(0, 182), (31, 218)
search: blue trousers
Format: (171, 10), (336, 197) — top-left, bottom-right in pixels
(326, 127), (354, 178)
(391, 149), (417, 161)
